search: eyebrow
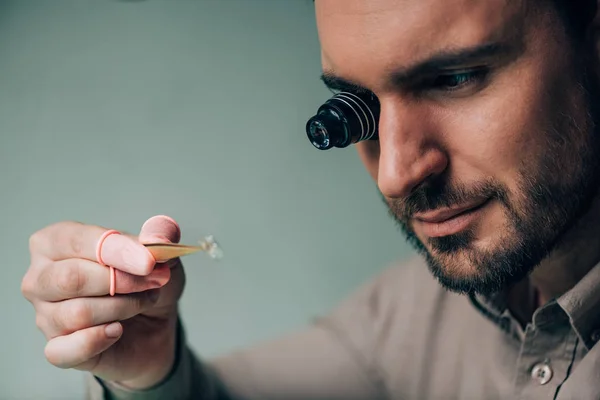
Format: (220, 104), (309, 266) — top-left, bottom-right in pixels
(321, 41), (519, 93)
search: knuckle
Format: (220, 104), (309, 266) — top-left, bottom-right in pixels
(68, 301), (93, 328)
(50, 310), (65, 336)
(20, 272), (35, 299)
(35, 314), (46, 332)
(56, 262), (85, 297)
(29, 230), (46, 253)
(68, 232), (85, 257)
(30, 221), (65, 250)
(54, 301), (91, 335)
(37, 261), (55, 296)
(21, 261), (50, 301)
(48, 221), (85, 256)
(52, 221), (84, 257)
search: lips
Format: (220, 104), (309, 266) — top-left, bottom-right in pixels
(411, 198), (491, 238)
(414, 199), (489, 224)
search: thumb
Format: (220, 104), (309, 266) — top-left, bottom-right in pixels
(139, 215), (182, 266)
(138, 215), (182, 245)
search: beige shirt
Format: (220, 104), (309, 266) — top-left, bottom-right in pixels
(86, 256), (600, 399)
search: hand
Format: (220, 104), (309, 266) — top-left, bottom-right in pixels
(21, 215), (186, 389)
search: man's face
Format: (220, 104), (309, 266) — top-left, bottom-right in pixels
(315, 0), (600, 295)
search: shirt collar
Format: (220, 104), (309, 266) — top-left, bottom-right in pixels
(468, 291), (512, 334)
(469, 261), (600, 350)
(556, 261), (600, 349)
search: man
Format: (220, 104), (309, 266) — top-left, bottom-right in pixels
(21, 0), (600, 398)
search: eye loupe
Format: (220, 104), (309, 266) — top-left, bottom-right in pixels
(306, 91), (380, 150)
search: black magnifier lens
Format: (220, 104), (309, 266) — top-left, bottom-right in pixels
(306, 110), (345, 150)
(307, 119), (330, 149)
(305, 92), (379, 150)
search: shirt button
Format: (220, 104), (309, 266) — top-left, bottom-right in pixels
(591, 330), (600, 343)
(531, 362), (553, 385)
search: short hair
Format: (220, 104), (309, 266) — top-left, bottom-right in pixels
(550, 0), (596, 38)
(312, 0), (597, 39)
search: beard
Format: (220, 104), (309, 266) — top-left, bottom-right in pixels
(384, 69), (600, 296)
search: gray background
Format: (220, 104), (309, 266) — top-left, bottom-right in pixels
(0, 1), (414, 398)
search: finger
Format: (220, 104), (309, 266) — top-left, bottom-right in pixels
(136, 216), (186, 310)
(30, 221), (106, 262)
(30, 221), (155, 276)
(155, 262), (185, 307)
(45, 322), (123, 370)
(41, 291), (160, 339)
(141, 263), (186, 318)
(36, 258), (172, 302)
(98, 232), (155, 276)
(139, 215), (181, 244)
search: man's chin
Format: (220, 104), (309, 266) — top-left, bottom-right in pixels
(396, 216), (539, 295)
(422, 249), (486, 294)
(421, 243), (535, 296)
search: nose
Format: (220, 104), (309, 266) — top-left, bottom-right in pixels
(376, 99), (448, 198)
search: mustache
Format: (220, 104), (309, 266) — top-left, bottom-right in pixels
(385, 177), (505, 220)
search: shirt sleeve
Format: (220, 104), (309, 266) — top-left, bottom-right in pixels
(85, 319), (217, 400)
(86, 271), (392, 400)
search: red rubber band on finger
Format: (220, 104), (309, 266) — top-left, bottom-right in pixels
(96, 229), (121, 297)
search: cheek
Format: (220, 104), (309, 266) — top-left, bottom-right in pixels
(439, 75), (560, 192)
(356, 65), (577, 199)
(443, 109), (529, 177)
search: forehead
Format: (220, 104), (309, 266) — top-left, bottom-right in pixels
(315, 0), (527, 88)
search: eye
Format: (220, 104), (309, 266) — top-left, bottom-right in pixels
(431, 69), (489, 91)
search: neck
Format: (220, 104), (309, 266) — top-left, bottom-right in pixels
(509, 194), (600, 323)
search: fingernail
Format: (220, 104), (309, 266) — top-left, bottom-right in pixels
(105, 322), (122, 338)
